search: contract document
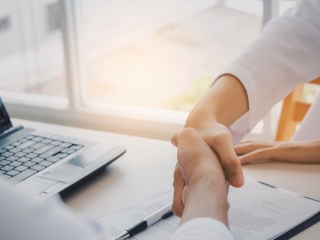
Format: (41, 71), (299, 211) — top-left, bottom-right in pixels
(98, 178), (320, 240)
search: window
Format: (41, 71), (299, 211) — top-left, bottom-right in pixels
(78, 0), (263, 113)
(1, 0), (301, 141)
(0, 0), (67, 108)
(0, 17), (10, 32)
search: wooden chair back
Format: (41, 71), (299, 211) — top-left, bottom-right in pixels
(275, 77), (320, 141)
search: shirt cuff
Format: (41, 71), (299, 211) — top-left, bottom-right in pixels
(171, 218), (233, 240)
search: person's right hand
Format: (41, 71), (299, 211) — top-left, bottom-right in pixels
(171, 119), (243, 217)
(171, 128), (229, 226)
(185, 119), (244, 187)
(171, 74), (247, 217)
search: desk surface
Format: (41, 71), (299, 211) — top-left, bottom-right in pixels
(12, 118), (320, 240)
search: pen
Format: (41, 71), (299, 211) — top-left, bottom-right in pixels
(115, 203), (173, 240)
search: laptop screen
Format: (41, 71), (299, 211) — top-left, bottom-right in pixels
(0, 98), (13, 134)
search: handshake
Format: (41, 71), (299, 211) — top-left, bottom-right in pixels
(170, 127), (230, 227)
(171, 125), (320, 227)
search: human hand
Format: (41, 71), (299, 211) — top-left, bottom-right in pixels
(234, 140), (320, 164)
(170, 74), (247, 220)
(171, 128), (229, 226)
(184, 118), (244, 188)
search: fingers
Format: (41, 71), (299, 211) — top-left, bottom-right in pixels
(239, 150), (270, 164)
(172, 164), (186, 217)
(173, 127), (244, 188)
(239, 147), (279, 164)
(234, 141), (278, 156)
(173, 127), (225, 217)
(207, 132), (244, 188)
(239, 141), (320, 164)
(172, 129), (203, 218)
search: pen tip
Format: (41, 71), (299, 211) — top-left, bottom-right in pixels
(115, 231), (130, 240)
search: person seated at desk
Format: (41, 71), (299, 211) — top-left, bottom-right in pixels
(172, 0), (320, 236)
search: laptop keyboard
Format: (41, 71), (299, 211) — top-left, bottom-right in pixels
(0, 133), (84, 184)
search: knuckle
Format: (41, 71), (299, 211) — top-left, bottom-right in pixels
(211, 132), (231, 146)
(178, 127), (197, 139)
(170, 133), (178, 147)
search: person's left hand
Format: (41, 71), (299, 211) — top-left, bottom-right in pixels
(234, 140), (320, 164)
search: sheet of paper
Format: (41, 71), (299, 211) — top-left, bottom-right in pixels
(98, 178), (320, 240)
(98, 189), (177, 240)
(228, 179), (320, 240)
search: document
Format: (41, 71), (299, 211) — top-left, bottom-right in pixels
(99, 189), (177, 239)
(98, 178), (320, 240)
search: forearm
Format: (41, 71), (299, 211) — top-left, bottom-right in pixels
(180, 179), (229, 227)
(188, 1), (320, 134)
(185, 74), (249, 129)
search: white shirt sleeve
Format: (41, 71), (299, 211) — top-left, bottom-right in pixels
(0, 180), (104, 240)
(171, 218), (233, 240)
(215, 0), (320, 142)
(0, 180), (233, 240)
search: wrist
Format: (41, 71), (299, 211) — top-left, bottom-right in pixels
(186, 74), (248, 128)
(185, 105), (217, 129)
(180, 177), (229, 227)
(188, 176), (228, 205)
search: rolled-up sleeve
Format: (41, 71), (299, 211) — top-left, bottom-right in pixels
(215, 0), (320, 142)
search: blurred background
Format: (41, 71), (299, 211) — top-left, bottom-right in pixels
(1, 0), (316, 140)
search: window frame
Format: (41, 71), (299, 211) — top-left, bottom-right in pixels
(4, 0), (280, 141)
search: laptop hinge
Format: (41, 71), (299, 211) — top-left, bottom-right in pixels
(0, 125), (24, 140)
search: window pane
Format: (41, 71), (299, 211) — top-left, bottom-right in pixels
(79, 0), (263, 112)
(0, 0), (67, 103)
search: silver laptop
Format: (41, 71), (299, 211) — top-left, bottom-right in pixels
(0, 98), (126, 199)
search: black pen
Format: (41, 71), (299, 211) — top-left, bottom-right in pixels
(115, 203), (173, 240)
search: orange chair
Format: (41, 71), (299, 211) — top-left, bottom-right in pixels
(275, 77), (320, 141)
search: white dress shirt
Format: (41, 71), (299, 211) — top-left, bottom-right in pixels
(1, 0), (319, 240)
(175, 0), (320, 239)
(224, 0), (320, 143)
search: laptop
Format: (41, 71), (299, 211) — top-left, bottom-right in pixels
(0, 98), (126, 199)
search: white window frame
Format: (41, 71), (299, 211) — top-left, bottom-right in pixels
(4, 0), (280, 141)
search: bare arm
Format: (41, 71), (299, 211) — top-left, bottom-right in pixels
(172, 128), (229, 226)
(172, 74), (248, 217)
(187, 74), (249, 128)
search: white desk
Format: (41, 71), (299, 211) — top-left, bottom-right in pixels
(12, 119), (320, 239)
